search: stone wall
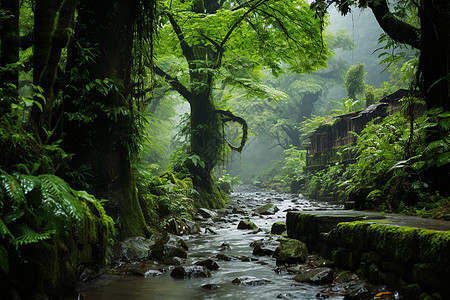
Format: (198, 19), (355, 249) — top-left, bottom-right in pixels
(286, 211), (450, 299)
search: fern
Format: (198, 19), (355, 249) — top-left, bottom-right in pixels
(13, 224), (55, 246)
(38, 174), (84, 224)
(0, 218), (13, 239)
(0, 171), (26, 204)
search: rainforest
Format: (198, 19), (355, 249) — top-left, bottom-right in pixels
(0, 0), (449, 299)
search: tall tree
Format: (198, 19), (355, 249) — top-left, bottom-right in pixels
(0, 0), (19, 113)
(155, 0), (329, 192)
(63, 0), (156, 237)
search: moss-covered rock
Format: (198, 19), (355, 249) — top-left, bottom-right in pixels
(237, 219), (258, 230)
(271, 221), (287, 235)
(273, 238), (308, 264)
(254, 203), (279, 215)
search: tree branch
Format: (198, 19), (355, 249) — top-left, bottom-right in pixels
(368, 0), (420, 49)
(153, 64), (193, 103)
(166, 12), (195, 60)
(216, 109), (248, 152)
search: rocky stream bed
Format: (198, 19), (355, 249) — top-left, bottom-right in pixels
(78, 186), (404, 300)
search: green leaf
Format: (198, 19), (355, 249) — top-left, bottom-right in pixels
(437, 151), (450, 167)
(3, 209), (25, 224)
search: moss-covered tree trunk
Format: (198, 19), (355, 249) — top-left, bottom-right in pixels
(189, 90), (222, 191)
(64, 0), (149, 238)
(419, 0), (449, 110)
(0, 0), (19, 114)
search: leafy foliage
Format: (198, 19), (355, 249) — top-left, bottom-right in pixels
(0, 168), (113, 274)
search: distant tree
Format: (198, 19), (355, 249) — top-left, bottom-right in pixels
(345, 64), (366, 100)
(155, 0), (329, 192)
(311, 0), (449, 110)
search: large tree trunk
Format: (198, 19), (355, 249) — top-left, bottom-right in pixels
(189, 91), (222, 191)
(64, 0), (149, 238)
(419, 0), (449, 110)
(0, 0), (19, 113)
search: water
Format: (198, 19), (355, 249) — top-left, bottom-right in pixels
(81, 185), (344, 299)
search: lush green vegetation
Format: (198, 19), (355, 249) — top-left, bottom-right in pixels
(0, 0), (449, 298)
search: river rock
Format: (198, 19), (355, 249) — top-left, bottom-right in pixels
(170, 266), (211, 278)
(182, 218), (201, 234)
(253, 244), (277, 256)
(231, 276), (272, 286)
(254, 203), (279, 215)
(273, 238), (308, 264)
(149, 233), (188, 261)
(215, 254), (234, 261)
(163, 256), (184, 265)
(276, 293), (297, 299)
(271, 221), (287, 235)
(343, 280), (369, 299)
(237, 219), (258, 230)
(131, 267), (163, 277)
(293, 267), (333, 284)
(219, 242), (231, 251)
(119, 236), (156, 261)
(194, 259), (220, 270)
(163, 217), (190, 236)
(197, 208), (218, 219)
(202, 284), (220, 290)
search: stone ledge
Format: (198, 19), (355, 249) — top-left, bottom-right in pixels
(286, 211), (450, 299)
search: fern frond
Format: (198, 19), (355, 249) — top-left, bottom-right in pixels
(17, 174), (41, 195)
(0, 170), (26, 204)
(0, 218), (14, 239)
(38, 174), (84, 223)
(12, 224), (55, 246)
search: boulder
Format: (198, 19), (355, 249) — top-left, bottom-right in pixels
(170, 266), (211, 278)
(149, 233), (188, 261)
(197, 208), (218, 219)
(253, 244), (277, 256)
(232, 276), (272, 286)
(271, 221), (287, 235)
(194, 259), (220, 270)
(254, 203), (279, 215)
(182, 218), (201, 234)
(237, 220), (258, 230)
(293, 267), (333, 284)
(273, 238), (308, 264)
(119, 236), (156, 261)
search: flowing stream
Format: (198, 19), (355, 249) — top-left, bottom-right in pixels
(81, 185), (344, 300)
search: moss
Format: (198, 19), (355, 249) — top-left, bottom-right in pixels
(193, 181), (228, 209)
(335, 221), (419, 263)
(417, 229), (450, 272)
(366, 189), (384, 209)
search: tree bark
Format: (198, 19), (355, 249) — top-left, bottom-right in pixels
(64, 0), (149, 238)
(418, 0), (449, 110)
(0, 0), (20, 113)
